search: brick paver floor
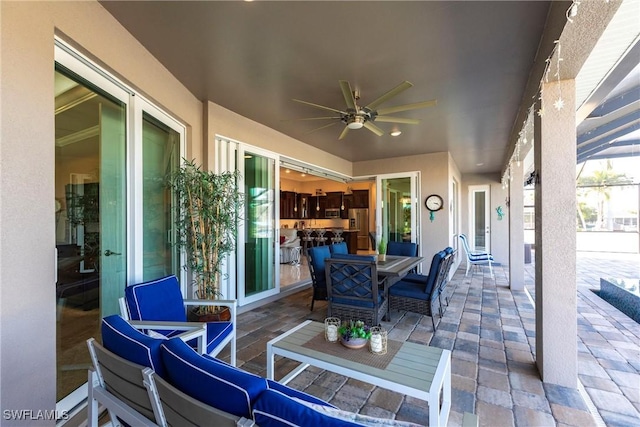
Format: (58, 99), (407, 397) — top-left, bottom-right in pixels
(218, 252), (639, 426)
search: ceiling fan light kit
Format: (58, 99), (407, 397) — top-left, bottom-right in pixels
(293, 80), (436, 140)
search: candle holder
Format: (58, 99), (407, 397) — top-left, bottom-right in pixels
(324, 317), (341, 342)
(369, 326), (387, 355)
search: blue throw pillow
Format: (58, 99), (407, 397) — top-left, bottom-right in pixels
(253, 389), (362, 427)
(161, 337), (267, 418)
(100, 314), (166, 377)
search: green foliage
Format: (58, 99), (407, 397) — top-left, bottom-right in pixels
(338, 320), (372, 341)
(377, 238), (387, 255)
(169, 160), (244, 312)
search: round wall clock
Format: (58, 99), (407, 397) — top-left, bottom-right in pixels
(424, 194), (444, 212)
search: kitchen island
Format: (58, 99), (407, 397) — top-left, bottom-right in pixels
(297, 229), (359, 254)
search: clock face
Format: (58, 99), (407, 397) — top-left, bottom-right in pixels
(425, 194), (443, 212)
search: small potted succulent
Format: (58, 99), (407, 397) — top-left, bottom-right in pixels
(338, 320), (372, 349)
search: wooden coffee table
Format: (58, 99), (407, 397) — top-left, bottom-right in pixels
(266, 320), (451, 427)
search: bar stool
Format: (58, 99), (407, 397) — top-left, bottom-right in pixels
(330, 228), (344, 243)
(315, 229), (328, 246)
(301, 229), (315, 256)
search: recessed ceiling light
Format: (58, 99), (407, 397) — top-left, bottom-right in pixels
(476, 163), (484, 166)
(285, 169), (290, 173)
(301, 173), (306, 177)
(390, 130), (402, 137)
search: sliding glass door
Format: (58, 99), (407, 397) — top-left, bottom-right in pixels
(238, 147), (279, 305)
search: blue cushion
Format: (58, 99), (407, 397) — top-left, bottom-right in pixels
(328, 242), (348, 255)
(308, 246), (332, 286)
(161, 337), (266, 418)
(444, 246), (454, 255)
(204, 321), (234, 354)
(253, 389), (362, 427)
(387, 241), (418, 257)
(403, 273), (428, 285)
(101, 315), (167, 378)
(266, 380), (335, 408)
(389, 280), (433, 301)
(424, 251), (446, 295)
(125, 275), (186, 324)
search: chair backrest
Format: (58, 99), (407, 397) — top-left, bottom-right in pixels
(386, 241), (418, 257)
(459, 234), (476, 259)
(87, 338), (158, 424)
(328, 242), (348, 255)
(124, 275), (187, 323)
(368, 231), (376, 251)
(307, 245), (331, 289)
(424, 251), (446, 296)
(325, 258), (379, 308)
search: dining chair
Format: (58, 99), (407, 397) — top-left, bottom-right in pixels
(325, 255), (388, 326)
(307, 245), (332, 311)
(459, 234), (494, 278)
(328, 241), (349, 255)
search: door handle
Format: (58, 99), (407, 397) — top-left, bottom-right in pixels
(104, 249), (122, 257)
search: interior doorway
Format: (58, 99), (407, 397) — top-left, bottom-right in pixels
(468, 185), (491, 252)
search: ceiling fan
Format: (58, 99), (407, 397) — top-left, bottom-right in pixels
(293, 80), (437, 140)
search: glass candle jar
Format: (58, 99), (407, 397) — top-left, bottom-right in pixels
(369, 326), (387, 354)
(324, 317), (340, 342)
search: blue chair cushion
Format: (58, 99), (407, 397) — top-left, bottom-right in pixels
(387, 241), (418, 257)
(308, 245), (332, 286)
(402, 273), (428, 285)
(125, 275), (186, 324)
(389, 280), (434, 301)
(266, 380), (335, 408)
(204, 321), (234, 354)
(424, 251), (446, 296)
(444, 246), (454, 255)
(161, 337), (266, 418)
(100, 314), (167, 378)
(253, 389), (362, 427)
(328, 242), (348, 255)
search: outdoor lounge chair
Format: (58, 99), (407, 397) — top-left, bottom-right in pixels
(119, 275), (237, 365)
(459, 234), (494, 278)
(325, 255), (388, 325)
(389, 250), (446, 330)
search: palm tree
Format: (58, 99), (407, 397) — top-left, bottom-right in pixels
(576, 160), (632, 230)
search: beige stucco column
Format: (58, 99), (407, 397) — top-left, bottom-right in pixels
(509, 160), (525, 291)
(533, 79), (578, 387)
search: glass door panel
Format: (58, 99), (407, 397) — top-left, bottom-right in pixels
(242, 150), (277, 303)
(376, 174), (417, 246)
(55, 68), (126, 402)
(141, 112), (180, 280)
(469, 185), (491, 252)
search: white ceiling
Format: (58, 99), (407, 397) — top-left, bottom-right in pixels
(99, 1), (570, 175)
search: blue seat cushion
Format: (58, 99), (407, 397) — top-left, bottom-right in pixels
(389, 280), (433, 301)
(266, 380), (335, 408)
(253, 389), (362, 427)
(402, 273), (428, 285)
(161, 337), (266, 418)
(100, 314), (167, 378)
(203, 321), (234, 354)
(125, 275), (186, 324)
(468, 253), (494, 261)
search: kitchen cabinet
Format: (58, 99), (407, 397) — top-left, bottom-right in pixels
(351, 190), (369, 208)
(325, 192), (343, 209)
(298, 193), (311, 218)
(280, 191), (297, 219)
(341, 194), (352, 218)
(309, 195), (326, 218)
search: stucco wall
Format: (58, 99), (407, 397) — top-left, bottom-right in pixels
(1, 0), (202, 418)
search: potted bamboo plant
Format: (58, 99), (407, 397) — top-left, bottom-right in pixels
(170, 160), (244, 321)
(377, 238), (387, 262)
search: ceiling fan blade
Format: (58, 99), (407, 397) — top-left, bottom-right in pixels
(363, 121), (384, 136)
(306, 121), (339, 135)
(374, 116), (420, 125)
(338, 126), (350, 140)
(376, 100), (437, 115)
(365, 81), (413, 111)
(293, 98), (346, 115)
(339, 80), (357, 110)
(293, 116), (341, 121)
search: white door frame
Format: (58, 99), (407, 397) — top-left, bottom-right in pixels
(468, 185), (491, 252)
(375, 172), (421, 247)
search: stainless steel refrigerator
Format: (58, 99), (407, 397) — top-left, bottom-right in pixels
(348, 208), (370, 250)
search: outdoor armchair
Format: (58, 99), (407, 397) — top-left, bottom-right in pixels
(307, 245), (332, 311)
(119, 275), (237, 365)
